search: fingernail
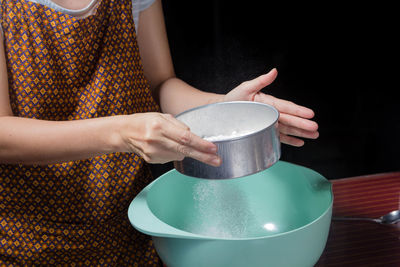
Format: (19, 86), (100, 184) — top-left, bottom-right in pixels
(209, 145), (217, 153)
(211, 157), (221, 166)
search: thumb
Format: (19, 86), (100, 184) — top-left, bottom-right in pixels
(241, 68), (278, 95)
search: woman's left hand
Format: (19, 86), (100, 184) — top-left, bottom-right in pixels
(223, 68), (319, 147)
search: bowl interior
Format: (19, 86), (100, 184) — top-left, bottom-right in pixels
(176, 101), (278, 141)
(146, 161), (332, 239)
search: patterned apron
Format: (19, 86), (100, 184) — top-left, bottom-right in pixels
(0, 0), (162, 265)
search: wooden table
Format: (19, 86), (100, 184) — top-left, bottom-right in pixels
(315, 172), (400, 266)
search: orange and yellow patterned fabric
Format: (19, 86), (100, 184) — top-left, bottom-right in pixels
(0, 0), (162, 265)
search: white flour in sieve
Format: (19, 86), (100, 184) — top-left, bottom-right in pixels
(185, 180), (254, 238)
(202, 130), (253, 142)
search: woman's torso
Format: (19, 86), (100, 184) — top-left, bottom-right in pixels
(0, 0), (161, 265)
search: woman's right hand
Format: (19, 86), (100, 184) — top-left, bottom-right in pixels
(119, 113), (221, 166)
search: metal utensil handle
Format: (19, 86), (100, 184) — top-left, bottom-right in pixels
(332, 217), (380, 223)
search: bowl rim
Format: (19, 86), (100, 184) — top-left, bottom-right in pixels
(174, 101), (280, 143)
(128, 161), (333, 241)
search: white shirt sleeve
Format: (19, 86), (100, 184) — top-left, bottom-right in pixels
(132, 0), (156, 32)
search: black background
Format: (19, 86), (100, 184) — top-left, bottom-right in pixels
(152, 1), (399, 180)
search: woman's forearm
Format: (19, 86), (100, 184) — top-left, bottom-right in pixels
(0, 116), (124, 165)
(0, 113), (220, 167)
(157, 77), (224, 116)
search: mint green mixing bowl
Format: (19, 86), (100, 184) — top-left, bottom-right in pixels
(128, 161), (332, 267)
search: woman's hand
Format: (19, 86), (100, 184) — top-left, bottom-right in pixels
(120, 113), (221, 166)
(223, 68), (319, 147)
